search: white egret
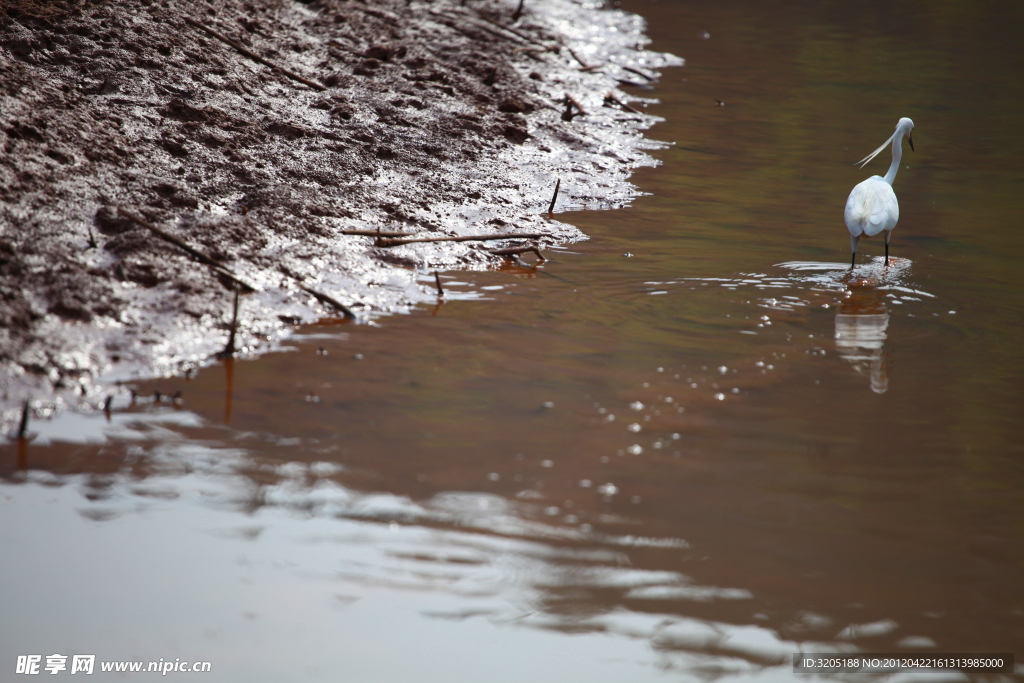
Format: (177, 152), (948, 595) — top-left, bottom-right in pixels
(844, 117), (914, 268)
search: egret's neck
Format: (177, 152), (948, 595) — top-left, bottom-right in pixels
(884, 133), (903, 185)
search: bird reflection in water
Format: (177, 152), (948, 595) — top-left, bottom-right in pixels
(834, 282), (890, 393)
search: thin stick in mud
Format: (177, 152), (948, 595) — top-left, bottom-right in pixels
(342, 229), (418, 237)
(17, 399), (29, 440)
(622, 65), (655, 82)
(564, 93), (588, 116)
(548, 178), (561, 218)
(377, 232), (544, 247)
(513, 0), (525, 21)
(433, 271), (445, 297)
(605, 93), (642, 115)
(119, 207), (357, 320)
(117, 207), (257, 293)
(182, 18), (326, 91)
(222, 289), (240, 358)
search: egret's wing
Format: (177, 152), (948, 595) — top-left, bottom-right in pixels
(855, 130), (897, 168)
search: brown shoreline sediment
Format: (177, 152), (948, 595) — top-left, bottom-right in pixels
(0, 0), (682, 427)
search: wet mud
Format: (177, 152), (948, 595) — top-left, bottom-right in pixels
(0, 0), (680, 426)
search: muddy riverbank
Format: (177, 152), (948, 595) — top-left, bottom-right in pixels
(0, 0), (681, 427)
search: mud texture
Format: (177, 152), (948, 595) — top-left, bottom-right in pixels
(0, 0), (680, 426)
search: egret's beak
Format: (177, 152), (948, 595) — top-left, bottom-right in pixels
(908, 132), (915, 152)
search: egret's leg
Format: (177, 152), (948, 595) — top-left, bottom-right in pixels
(850, 235), (860, 269)
(884, 231), (891, 266)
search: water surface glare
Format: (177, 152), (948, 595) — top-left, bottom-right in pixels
(3, 0), (1023, 679)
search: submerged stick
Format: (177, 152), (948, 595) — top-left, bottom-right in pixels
(183, 17), (326, 91)
(433, 271), (444, 297)
(547, 178), (560, 218)
(117, 207), (257, 293)
(377, 232), (543, 247)
(489, 245), (546, 262)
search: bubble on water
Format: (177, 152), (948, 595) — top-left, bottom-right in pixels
(541, 460), (554, 468)
(579, 479), (592, 488)
(597, 483), (618, 496)
(657, 367), (664, 372)
(630, 401), (644, 410)
(544, 506), (560, 516)
(353, 354), (364, 360)
(604, 414), (615, 422)
(627, 423), (641, 432)
(627, 444), (643, 455)
(664, 396), (673, 403)
(488, 472), (500, 481)
(672, 433), (680, 440)
(542, 401), (554, 409)
(731, 388), (739, 394)
(718, 366), (728, 374)
(715, 393), (726, 401)
(699, 30), (711, 39)
(631, 495), (642, 504)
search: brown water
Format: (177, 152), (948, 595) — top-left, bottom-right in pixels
(3, 0), (1023, 679)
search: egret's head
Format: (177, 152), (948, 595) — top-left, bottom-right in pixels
(898, 117), (915, 152)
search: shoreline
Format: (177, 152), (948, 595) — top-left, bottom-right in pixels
(0, 0), (681, 428)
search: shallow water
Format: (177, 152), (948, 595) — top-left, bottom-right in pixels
(3, 0), (1023, 679)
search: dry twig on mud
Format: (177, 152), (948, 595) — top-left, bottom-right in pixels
(183, 17), (326, 91)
